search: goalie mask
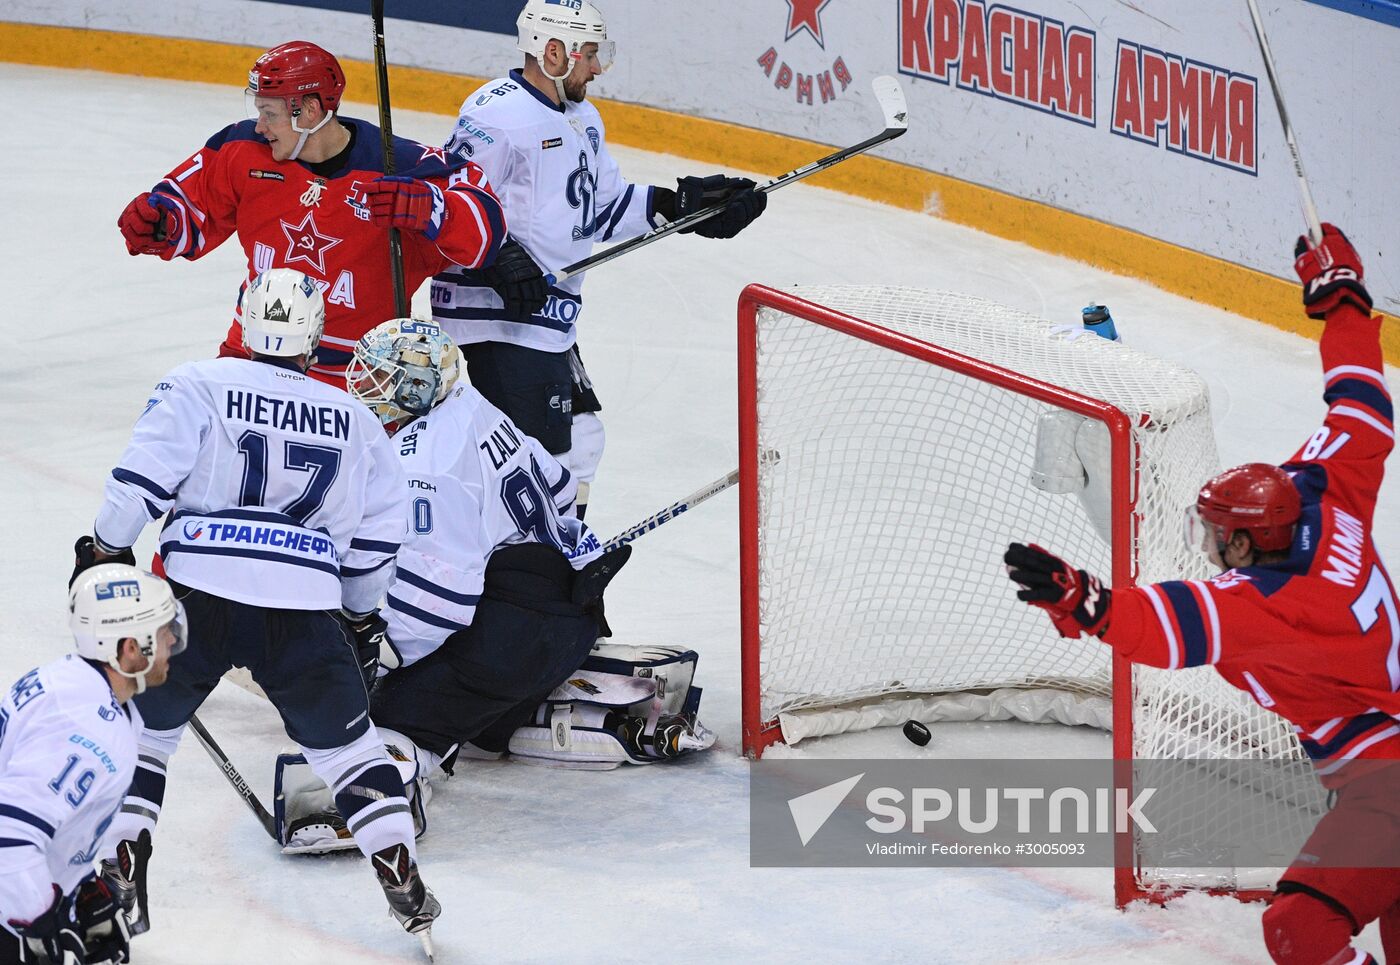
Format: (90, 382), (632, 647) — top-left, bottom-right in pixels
(346, 318), (462, 428)
(70, 564), (187, 695)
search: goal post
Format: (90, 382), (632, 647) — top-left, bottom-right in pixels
(736, 283), (1306, 906)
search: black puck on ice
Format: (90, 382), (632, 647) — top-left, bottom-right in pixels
(903, 720), (931, 746)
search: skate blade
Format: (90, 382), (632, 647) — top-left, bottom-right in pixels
(417, 927), (435, 961)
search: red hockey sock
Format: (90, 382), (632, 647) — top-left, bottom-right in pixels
(1263, 891), (1365, 965)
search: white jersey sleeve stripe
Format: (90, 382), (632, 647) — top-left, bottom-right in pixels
(396, 568), (482, 606)
(0, 804), (55, 840)
(1141, 585), (1182, 670)
(386, 593), (472, 632)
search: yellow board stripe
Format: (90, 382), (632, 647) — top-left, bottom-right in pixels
(5, 21), (1394, 363)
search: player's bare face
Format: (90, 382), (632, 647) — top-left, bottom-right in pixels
(253, 97), (299, 161)
(563, 45), (604, 103)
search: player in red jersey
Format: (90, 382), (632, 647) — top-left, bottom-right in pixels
(1006, 224), (1397, 964)
(117, 40), (536, 387)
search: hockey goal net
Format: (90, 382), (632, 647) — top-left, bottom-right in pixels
(737, 285), (1310, 904)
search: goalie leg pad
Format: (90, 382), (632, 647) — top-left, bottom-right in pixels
(508, 643), (717, 767)
(280, 729), (420, 858)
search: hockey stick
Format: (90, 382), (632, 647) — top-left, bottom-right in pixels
(1244, 0), (1322, 245)
(599, 468), (739, 553)
(371, 0), (411, 316)
(188, 713), (279, 842)
(599, 451), (779, 553)
(547, 75), (909, 285)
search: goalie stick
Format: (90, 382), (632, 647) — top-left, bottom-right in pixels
(1244, 0), (1322, 245)
(599, 452), (778, 553)
(189, 713), (279, 842)
(370, 0), (410, 315)
(547, 75), (909, 285)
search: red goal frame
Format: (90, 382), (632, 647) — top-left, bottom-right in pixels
(735, 284), (1269, 907)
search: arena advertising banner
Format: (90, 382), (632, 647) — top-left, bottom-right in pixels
(9, 0), (1398, 308)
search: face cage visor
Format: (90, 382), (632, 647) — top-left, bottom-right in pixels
(1183, 506), (1227, 567)
(245, 92), (336, 159)
(346, 352), (441, 420)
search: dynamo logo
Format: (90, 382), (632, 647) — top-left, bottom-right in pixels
(95, 581), (140, 601)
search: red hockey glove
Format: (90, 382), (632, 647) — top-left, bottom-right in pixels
(118, 192), (177, 256)
(1004, 542), (1111, 638)
(1293, 223), (1372, 320)
(364, 176), (442, 236)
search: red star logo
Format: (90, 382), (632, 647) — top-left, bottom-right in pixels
(418, 144), (448, 165)
(785, 0), (833, 49)
(279, 211), (341, 275)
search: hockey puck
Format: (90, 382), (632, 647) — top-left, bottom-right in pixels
(903, 720), (931, 746)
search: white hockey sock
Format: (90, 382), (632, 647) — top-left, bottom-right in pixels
(107, 724), (184, 854)
(301, 729), (417, 861)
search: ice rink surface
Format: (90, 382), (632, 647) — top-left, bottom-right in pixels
(1, 63), (1395, 962)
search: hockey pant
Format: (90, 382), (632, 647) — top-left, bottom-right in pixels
(109, 583), (417, 861)
(1264, 762), (1400, 965)
(370, 542), (608, 759)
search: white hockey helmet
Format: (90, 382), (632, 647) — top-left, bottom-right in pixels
(241, 268), (326, 359)
(346, 318), (463, 428)
(69, 564), (187, 695)
(517, 0), (615, 80)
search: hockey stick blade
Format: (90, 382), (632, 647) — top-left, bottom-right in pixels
(189, 714), (280, 842)
(547, 76), (908, 284)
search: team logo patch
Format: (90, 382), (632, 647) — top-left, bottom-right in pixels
(95, 580), (140, 601)
(249, 169), (286, 181)
(418, 144), (447, 165)
(585, 127), (599, 153)
(183, 521), (204, 540)
(344, 180), (371, 221)
(279, 211), (342, 274)
(541, 137), (563, 150)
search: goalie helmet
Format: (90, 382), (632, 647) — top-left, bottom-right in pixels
(517, 0), (615, 79)
(70, 564), (187, 694)
(1189, 462), (1301, 556)
(346, 318), (462, 428)
(241, 269), (326, 359)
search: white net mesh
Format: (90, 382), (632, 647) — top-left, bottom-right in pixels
(749, 285), (1304, 767)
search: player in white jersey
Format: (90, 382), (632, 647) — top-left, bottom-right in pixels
(343, 318), (626, 749)
(1, 565), (182, 965)
(430, 0), (768, 518)
(73, 270), (440, 955)
(344, 320), (711, 774)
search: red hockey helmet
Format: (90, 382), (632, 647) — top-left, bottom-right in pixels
(247, 41), (345, 113)
(1194, 463), (1301, 553)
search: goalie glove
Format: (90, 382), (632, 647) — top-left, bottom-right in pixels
(1293, 223), (1372, 320)
(1004, 542), (1111, 639)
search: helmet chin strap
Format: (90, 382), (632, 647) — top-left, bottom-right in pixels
(540, 45), (573, 104)
(110, 650), (154, 695)
(287, 98), (337, 161)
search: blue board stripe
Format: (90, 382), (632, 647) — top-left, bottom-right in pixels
(249, 0), (518, 34)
